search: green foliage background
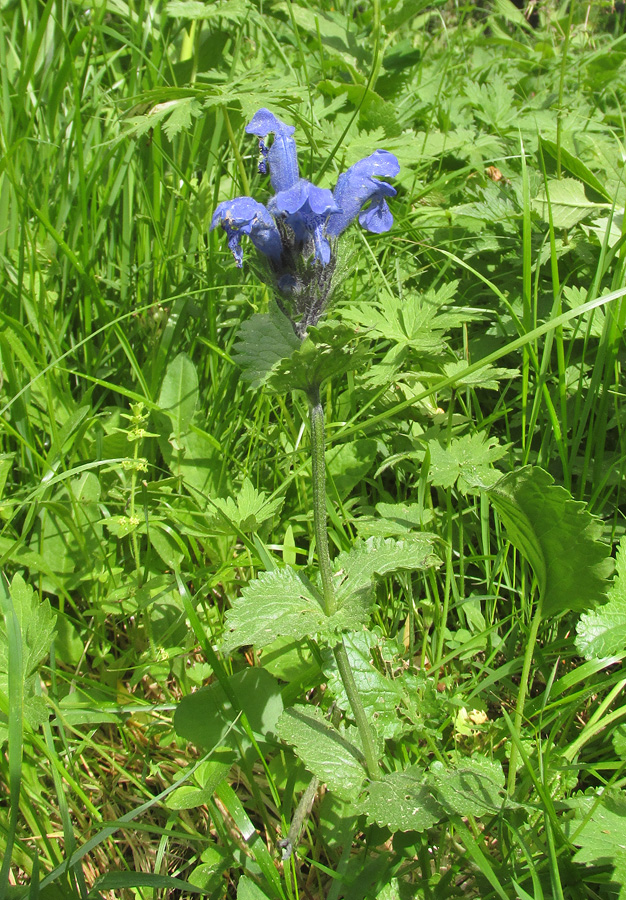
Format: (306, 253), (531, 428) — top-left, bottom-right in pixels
(3, 0), (626, 897)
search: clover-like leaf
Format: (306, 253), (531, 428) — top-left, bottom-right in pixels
(0, 573), (56, 743)
(426, 432), (506, 494)
(209, 478), (283, 534)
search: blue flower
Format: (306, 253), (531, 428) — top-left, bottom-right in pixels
(272, 180), (339, 266)
(326, 150), (400, 237)
(210, 197), (283, 268)
(212, 109), (399, 332)
(246, 108), (300, 193)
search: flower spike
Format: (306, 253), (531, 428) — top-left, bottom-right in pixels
(212, 110), (399, 332)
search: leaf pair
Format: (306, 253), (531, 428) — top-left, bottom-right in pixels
(221, 535), (440, 653)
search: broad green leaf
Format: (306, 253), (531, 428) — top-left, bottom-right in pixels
(157, 352), (198, 444)
(232, 301), (301, 391)
(356, 502), (433, 538)
(576, 537), (626, 659)
(276, 705), (366, 801)
(327, 438), (378, 500)
(352, 767), (443, 832)
(209, 478), (284, 534)
(221, 567), (326, 653)
(237, 875), (272, 900)
(426, 433), (506, 494)
(540, 136), (612, 202)
(173, 668), (283, 750)
(488, 467), (612, 618)
(323, 631), (404, 739)
(430, 756), (506, 817)
(222, 561), (381, 653)
(169, 426), (222, 500)
(267, 319), (369, 394)
(332, 536), (441, 612)
(532, 178), (609, 229)
(149, 522), (185, 569)
(566, 790), (626, 900)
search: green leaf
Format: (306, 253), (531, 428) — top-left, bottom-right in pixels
(327, 439), (378, 500)
(209, 478), (284, 534)
(232, 302), (301, 391)
(165, 756), (232, 809)
(323, 631), (404, 739)
(352, 767), (443, 832)
(173, 668), (283, 751)
(430, 756), (506, 817)
(233, 303), (368, 393)
(426, 433), (506, 494)
(92, 873), (204, 894)
(166, 0), (251, 21)
(344, 287), (453, 354)
(237, 875), (272, 900)
(0, 573), (56, 740)
(539, 137), (612, 202)
(532, 178), (610, 229)
(221, 567), (326, 653)
(269, 320), (369, 393)
(222, 557), (391, 653)
(442, 359), (519, 391)
(332, 536), (441, 613)
(488, 467), (612, 618)
(157, 352), (198, 444)
(576, 536), (626, 659)
(566, 790), (626, 900)
(276, 705), (366, 801)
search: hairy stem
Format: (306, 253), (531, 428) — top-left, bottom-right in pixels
(307, 385), (380, 780)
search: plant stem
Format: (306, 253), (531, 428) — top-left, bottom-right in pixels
(307, 385), (380, 780)
(507, 597), (543, 794)
(334, 639), (381, 779)
(308, 389), (336, 617)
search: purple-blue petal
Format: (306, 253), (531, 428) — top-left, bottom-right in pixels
(326, 149), (400, 237)
(246, 108), (296, 139)
(211, 196), (283, 266)
(274, 180), (338, 217)
(359, 197), (394, 233)
(245, 107), (299, 193)
(274, 180), (337, 266)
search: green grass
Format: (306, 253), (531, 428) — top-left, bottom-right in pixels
(2, 0), (626, 898)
